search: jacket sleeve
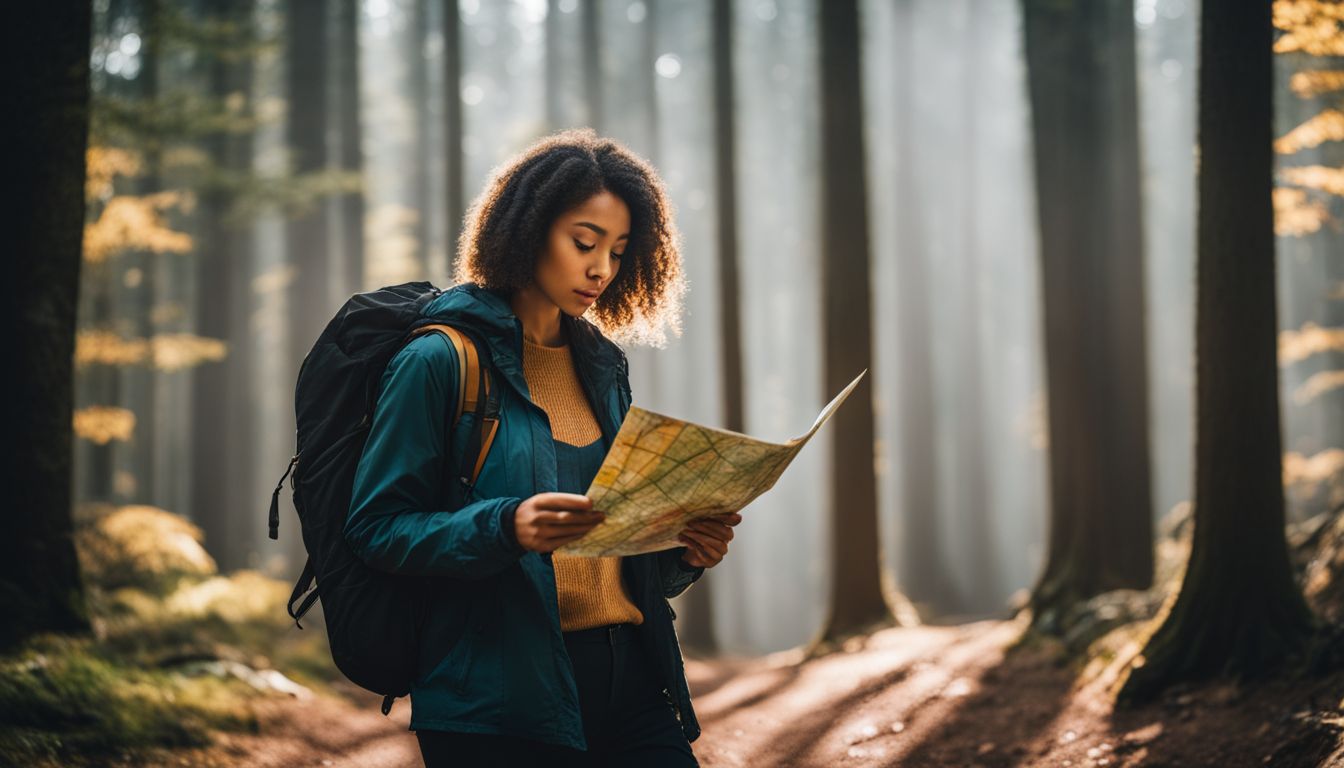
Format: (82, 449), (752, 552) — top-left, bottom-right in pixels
(344, 332), (527, 580)
(656, 546), (706, 599)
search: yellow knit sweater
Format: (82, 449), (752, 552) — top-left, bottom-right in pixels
(522, 337), (644, 630)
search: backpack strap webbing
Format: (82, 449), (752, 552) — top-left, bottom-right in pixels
(286, 556), (319, 627)
(412, 323), (479, 421)
(410, 324), (500, 491)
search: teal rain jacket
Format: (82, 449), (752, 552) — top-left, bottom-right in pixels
(344, 282), (706, 751)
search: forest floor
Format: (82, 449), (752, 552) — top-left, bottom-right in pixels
(684, 615), (1344, 767)
(125, 613), (1344, 768)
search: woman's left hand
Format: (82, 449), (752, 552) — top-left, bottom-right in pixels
(678, 512), (742, 568)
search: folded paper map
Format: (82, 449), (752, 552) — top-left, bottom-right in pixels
(556, 369), (867, 557)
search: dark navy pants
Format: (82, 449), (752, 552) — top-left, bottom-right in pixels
(415, 622), (699, 767)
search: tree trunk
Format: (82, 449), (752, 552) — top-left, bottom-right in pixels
(1117, 0), (1318, 707)
(1021, 0), (1154, 629)
(286, 0), (331, 365)
(4, 0), (94, 648)
(411, 0), (430, 282)
(194, 0), (256, 571)
(336, 0), (365, 297)
(443, 0), (464, 277)
(815, 0), (893, 644)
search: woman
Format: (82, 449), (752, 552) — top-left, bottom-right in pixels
(344, 128), (741, 767)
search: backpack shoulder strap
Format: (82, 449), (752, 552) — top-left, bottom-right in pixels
(412, 323), (477, 425)
(408, 323), (500, 491)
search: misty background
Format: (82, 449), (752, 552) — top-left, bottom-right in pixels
(74, 0), (1342, 657)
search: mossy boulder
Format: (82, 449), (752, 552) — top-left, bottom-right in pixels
(76, 505), (217, 595)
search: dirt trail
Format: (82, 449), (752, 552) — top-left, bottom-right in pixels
(133, 684), (422, 768)
(685, 619), (1344, 767)
(162, 619), (1344, 767)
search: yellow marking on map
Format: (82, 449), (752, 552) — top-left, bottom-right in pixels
(556, 370), (867, 557)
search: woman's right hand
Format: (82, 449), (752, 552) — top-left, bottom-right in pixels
(513, 492), (606, 553)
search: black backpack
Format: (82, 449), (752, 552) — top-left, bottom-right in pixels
(266, 281), (501, 715)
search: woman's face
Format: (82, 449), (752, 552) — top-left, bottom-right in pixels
(532, 189), (630, 318)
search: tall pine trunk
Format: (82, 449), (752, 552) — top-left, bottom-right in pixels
(443, 0), (464, 275)
(5, 0), (94, 648)
(1117, 0), (1317, 706)
(194, 0), (256, 571)
(336, 0), (365, 297)
(815, 0), (892, 645)
(285, 0), (331, 366)
(1022, 0), (1154, 629)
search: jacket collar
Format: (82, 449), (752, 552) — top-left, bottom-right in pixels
(420, 282), (628, 429)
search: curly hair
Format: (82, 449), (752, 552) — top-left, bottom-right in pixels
(452, 127), (687, 348)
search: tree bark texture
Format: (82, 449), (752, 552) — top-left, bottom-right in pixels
(4, 0), (95, 648)
(1118, 0), (1317, 706)
(817, 0), (893, 642)
(1022, 0), (1155, 626)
